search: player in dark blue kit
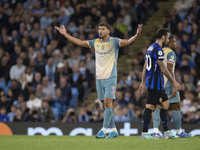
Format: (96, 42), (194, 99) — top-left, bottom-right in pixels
(138, 28), (181, 139)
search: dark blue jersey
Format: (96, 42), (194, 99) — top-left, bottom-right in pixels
(145, 42), (164, 90)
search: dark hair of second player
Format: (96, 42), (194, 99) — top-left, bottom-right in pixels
(155, 28), (170, 39)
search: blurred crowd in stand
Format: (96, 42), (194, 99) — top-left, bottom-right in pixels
(0, 0), (199, 124)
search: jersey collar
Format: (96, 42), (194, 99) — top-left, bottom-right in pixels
(101, 36), (110, 43)
(163, 46), (170, 48)
(163, 46), (174, 51)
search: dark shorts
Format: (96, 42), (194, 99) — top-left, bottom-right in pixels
(147, 89), (168, 105)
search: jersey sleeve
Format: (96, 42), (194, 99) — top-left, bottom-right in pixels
(87, 39), (96, 49)
(157, 47), (164, 60)
(114, 37), (121, 48)
(167, 51), (176, 64)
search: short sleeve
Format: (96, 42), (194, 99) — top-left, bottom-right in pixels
(167, 51), (176, 64)
(87, 39), (96, 49)
(157, 47), (164, 60)
(114, 37), (121, 48)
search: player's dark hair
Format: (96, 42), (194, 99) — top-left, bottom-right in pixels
(98, 22), (111, 31)
(168, 35), (174, 43)
(155, 28), (170, 39)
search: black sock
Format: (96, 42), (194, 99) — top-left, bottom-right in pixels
(142, 108), (152, 132)
(160, 109), (169, 131)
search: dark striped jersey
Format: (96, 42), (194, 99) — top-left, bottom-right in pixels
(145, 42), (164, 90)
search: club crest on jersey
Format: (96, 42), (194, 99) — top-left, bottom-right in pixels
(159, 98), (162, 103)
(169, 55), (175, 62)
(106, 44), (111, 48)
(158, 51), (163, 55)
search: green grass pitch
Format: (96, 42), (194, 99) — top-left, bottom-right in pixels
(0, 136), (199, 150)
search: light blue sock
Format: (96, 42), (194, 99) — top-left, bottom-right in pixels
(153, 109), (161, 128)
(172, 110), (181, 129)
(103, 108), (113, 128)
(108, 113), (116, 128)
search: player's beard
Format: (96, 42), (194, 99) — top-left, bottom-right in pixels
(99, 34), (103, 39)
(163, 38), (168, 47)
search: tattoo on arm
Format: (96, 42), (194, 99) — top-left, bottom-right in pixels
(157, 60), (174, 84)
(167, 63), (174, 78)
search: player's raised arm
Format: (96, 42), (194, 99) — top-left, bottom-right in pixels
(55, 25), (89, 48)
(157, 60), (181, 91)
(119, 24), (143, 47)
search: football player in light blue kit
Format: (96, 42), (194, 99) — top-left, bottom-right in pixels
(153, 36), (191, 138)
(55, 22), (143, 139)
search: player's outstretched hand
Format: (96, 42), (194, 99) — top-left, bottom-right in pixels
(55, 25), (67, 35)
(138, 83), (146, 94)
(136, 24), (143, 36)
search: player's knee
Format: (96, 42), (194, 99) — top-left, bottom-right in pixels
(170, 103), (180, 111)
(162, 100), (169, 109)
(104, 101), (112, 108)
(104, 103), (112, 108)
(156, 105), (161, 110)
(146, 104), (155, 110)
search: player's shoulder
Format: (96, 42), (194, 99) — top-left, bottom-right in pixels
(111, 37), (120, 41)
(147, 44), (155, 51)
(153, 43), (162, 51)
(163, 47), (175, 55)
(163, 47), (173, 52)
(111, 37), (121, 46)
(94, 38), (101, 43)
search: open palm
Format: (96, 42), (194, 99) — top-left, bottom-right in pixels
(137, 24), (143, 36)
(55, 25), (67, 35)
